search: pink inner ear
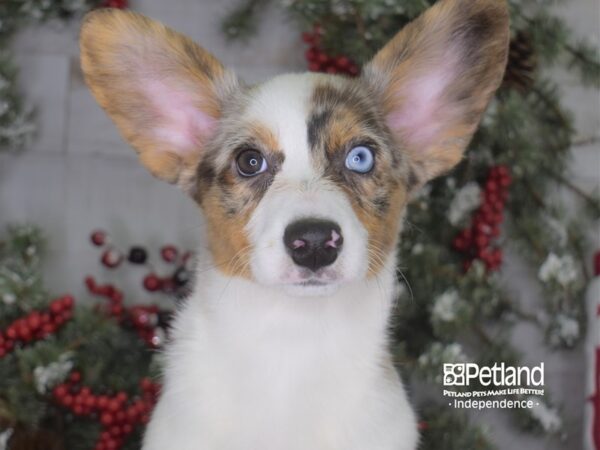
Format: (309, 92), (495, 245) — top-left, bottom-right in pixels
(144, 79), (217, 155)
(386, 65), (454, 150)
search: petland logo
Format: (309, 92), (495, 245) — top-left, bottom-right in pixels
(443, 362), (544, 387)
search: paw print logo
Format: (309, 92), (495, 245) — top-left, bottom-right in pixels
(443, 363), (466, 386)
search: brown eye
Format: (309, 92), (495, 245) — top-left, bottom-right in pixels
(236, 149), (268, 177)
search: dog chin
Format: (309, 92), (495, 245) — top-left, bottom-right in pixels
(281, 280), (342, 298)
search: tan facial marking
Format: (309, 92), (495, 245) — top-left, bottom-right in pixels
(247, 121), (281, 153)
(350, 183), (408, 276)
(202, 191), (253, 278)
(196, 120), (283, 279)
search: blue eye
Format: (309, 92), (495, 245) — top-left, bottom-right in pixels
(345, 146), (374, 173)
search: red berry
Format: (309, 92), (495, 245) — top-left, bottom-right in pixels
(63, 394), (74, 407)
(485, 191), (498, 204)
(53, 315), (65, 326)
(317, 53), (329, 64)
(308, 62), (321, 72)
(132, 400), (145, 414)
(131, 309), (150, 327)
(143, 274), (162, 292)
(19, 329), (32, 343)
(301, 31), (314, 44)
(485, 180), (498, 192)
(101, 412), (114, 426)
(452, 237), (466, 251)
(305, 48), (318, 61)
(62, 295), (74, 309)
(103, 0), (127, 8)
(104, 285), (115, 297)
(27, 313), (41, 330)
(5, 326), (17, 340)
(101, 249), (123, 269)
(482, 210), (495, 224)
(91, 230), (107, 246)
(126, 405), (138, 420)
(161, 245), (179, 263)
(140, 377), (153, 391)
(110, 304), (124, 317)
(475, 222), (490, 235)
(84, 395), (97, 409)
(108, 399), (120, 412)
(496, 165), (509, 177)
(475, 235), (488, 249)
(69, 371), (82, 383)
(85, 276), (96, 290)
(53, 384), (68, 399)
(462, 228), (473, 240)
(478, 249), (492, 262)
(98, 395), (109, 410)
(109, 290), (123, 303)
(50, 299), (63, 314)
(335, 56), (350, 69)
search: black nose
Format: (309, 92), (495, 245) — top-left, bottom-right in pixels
(283, 219), (343, 272)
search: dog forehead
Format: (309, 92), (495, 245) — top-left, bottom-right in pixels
(245, 73), (326, 180)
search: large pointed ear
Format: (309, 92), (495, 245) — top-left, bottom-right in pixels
(363, 0), (509, 185)
(80, 9), (238, 189)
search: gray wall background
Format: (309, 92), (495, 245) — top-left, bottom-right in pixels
(0, 0), (598, 449)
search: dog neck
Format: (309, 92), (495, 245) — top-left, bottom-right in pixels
(176, 250), (400, 363)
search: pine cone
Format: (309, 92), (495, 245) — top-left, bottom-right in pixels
(502, 31), (538, 94)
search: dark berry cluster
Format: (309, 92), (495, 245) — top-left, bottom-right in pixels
(452, 165), (512, 272)
(85, 276), (171, 348)
(0, 295), (74, 358)
(90, 230), (193, 295)
(53, 372), (159, 450)
(302, 27), (359, 76)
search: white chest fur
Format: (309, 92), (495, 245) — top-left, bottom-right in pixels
(142, 257), (418, 450)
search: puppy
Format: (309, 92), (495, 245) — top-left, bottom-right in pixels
(80, 1), (509, 448)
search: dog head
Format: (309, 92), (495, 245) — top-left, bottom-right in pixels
(80, 0), (509, 297)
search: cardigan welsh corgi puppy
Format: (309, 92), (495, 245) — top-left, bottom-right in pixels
(80, 1), (509, 448)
